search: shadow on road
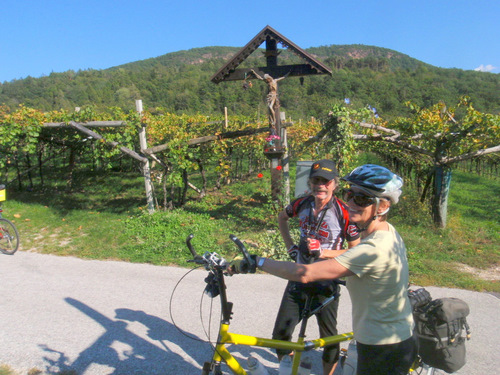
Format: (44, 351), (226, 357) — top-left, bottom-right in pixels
(37, 296), (319, 374)
(39, 297), (206, 374)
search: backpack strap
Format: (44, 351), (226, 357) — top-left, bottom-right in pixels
(334, 197), (360, 241)
(464, 318), (471, 340)
(337, 197), (350, 234)
(288, 195), (314, 217)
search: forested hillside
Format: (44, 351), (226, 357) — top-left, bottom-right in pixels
(1, 44), (498, 119)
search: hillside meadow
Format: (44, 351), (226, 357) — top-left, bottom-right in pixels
(1, 45), (498, 120)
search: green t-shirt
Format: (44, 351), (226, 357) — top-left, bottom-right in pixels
(335, 223), (414, 345)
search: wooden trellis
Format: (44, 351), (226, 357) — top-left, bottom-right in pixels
(42, 109), (155, 214)
(38, 101), (289, 213)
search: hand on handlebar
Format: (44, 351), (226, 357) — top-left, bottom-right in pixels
(228, 255), (257, 274)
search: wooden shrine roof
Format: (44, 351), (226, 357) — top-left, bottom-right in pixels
(210, 25), (332, 83)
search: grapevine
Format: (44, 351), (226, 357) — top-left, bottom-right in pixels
(1, 99), (497, 222)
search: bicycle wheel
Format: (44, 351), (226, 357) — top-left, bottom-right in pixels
(0, 218), (20, 255)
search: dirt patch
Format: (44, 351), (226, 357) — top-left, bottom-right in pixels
(455, 263), (500, 281)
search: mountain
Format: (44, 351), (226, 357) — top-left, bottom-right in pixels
(0, 45), (498, 119)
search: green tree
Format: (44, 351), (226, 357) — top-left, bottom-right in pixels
(348, 97), (500, 228)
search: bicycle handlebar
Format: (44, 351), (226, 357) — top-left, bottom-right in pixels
(186, 233), (346, 313)
(228, 234), (252, 264)
(186, 233), (242, 270)
(186, 233), (252, 268)
(186, 235), (349, 288)
(186, 234), (204, 263)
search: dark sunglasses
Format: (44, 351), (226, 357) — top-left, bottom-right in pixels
(310, 176), (331, 185)
(343, 189), (377, 207)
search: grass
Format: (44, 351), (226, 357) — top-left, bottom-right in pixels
(3, 163), (499, 293)
(0, 365), (76, 375)
(390, 171), (499, 291)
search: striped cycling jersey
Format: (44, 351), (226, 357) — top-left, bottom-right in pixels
(286, 195), (360, 264)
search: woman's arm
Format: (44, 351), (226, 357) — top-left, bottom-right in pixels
(257, 256), (354, 283)
(318, 237), (360, 259)
(320, 249), (348, 259)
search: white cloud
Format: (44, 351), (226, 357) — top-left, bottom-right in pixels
(474, 64), (497, 72)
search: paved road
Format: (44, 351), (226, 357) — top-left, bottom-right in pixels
(0, 251), (498, 374)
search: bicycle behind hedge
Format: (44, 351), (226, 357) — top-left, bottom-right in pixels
(0, 184), (20, 255)
(173, 233), (436, 375)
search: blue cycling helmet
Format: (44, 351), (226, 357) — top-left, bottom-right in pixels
(342, 164), (403, 204)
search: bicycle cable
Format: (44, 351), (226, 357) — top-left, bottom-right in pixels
(169, 266), (210, 343)
(199, 272), (237, 367)
(169, 265), (226, 350)
(170, 264), (239, 372)
(200, 282), (224, 349)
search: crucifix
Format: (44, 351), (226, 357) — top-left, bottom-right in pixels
(211, 25), (332, 201)
(250, 68), (290, 133)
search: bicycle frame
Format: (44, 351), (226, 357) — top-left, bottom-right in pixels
(203, 265), (354, 375)
(185, 234), (430, 375)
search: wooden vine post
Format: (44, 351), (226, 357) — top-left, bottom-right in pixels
(210, 25), (332, 201)
(136, 100), (155, 213)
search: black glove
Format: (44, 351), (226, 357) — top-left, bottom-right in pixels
(229, 255), (257, 274)
(307, 238), (323, 259)
(287, 244), (299, 261)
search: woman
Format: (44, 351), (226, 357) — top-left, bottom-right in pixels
(230, 164), (417, 375)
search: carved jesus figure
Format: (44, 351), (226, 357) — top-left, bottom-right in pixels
(251, 69), (290, 127)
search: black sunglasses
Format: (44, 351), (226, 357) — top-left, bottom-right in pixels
(343, 189), (377, 207)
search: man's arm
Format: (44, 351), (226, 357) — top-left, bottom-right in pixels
(278, 209), (294, 250)
(348, 238), (361, 248)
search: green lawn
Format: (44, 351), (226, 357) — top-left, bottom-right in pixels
(3, 166), (499, 292)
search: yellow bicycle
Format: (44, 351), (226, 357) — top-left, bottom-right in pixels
(173, 234), (436, 375)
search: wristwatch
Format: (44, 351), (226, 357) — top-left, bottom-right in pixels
(257, 257), (266, 268)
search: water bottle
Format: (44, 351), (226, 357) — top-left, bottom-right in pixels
(278, 354), (293, 375)
(297, 355), (312, 375)
(247, 355), (269, 375)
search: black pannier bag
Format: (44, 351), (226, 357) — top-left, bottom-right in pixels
(409, 288), (471, 373)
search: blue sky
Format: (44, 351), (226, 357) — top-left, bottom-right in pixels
(1, 0), (498, 83)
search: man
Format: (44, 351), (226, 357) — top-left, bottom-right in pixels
(273, 159), (360, 375)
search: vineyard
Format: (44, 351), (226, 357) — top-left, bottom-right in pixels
(1, 97), (499, 228)
(0, 104), (323, 209)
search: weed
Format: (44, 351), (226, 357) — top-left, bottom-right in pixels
(0, 365), (13, 375)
